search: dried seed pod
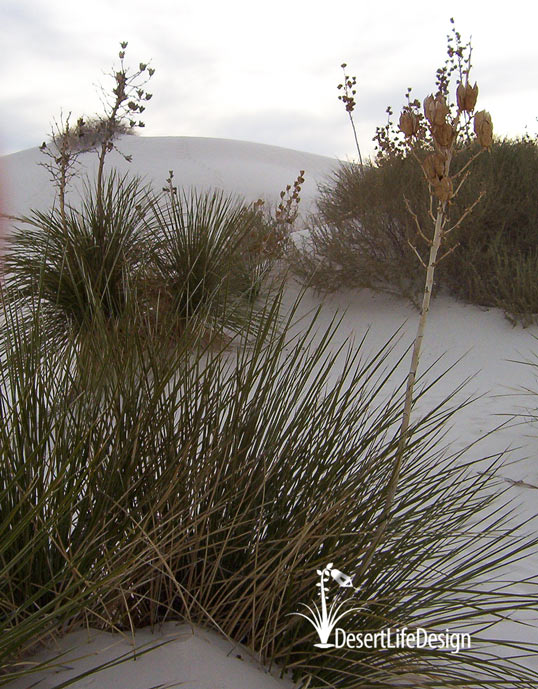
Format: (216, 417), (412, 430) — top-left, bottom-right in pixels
(399, 110), (419, 137)
(456, 81), (479, 112)
(474, 110), (493, 149)
(424, 94), (450, 125)
(423, 95), (435, 122)
(422, 152), (446, 182)
(432, 176), (453, 202)
(432, 122), (455, 149)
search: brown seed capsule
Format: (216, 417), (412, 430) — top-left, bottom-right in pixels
(456, 81), (479, 112)
(474, 110), (493, 150)
(424, 94), (450, 125)
(422, 152), (446, 182)
(432, 122), (455, 149)
(399, 110), (419, 137)
(432, 176), (453, 203)
(423, 95), (435, 122)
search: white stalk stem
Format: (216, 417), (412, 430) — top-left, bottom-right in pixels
(397, 202), (445, 449)
(357, 194), (447, 579)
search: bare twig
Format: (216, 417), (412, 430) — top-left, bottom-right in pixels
(435, 241), (460, 265)
(445, 190), (485, 234)
(404, 198), (432, 246)
(407, 240), (427, 269)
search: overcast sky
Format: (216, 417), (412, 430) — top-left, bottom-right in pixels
(2, 0), (537, 160)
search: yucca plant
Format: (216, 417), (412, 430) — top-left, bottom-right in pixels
(145, 176), (281, 340)
(0, 300), (170, 685)
(38, 41), (154, 233)
(354, 19), (493, 579)
(3, 172), (154, 349)
(1, 284), (537, 688)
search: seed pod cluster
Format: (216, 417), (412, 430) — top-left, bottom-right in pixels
(276, 170), (305, 226)
(432, 176), (453, 203)
(423, 94), (450, 126)
(337, 66), (358, 114)
(432, 122), (455, 149)
(423, 94), (456, 150)
(423, 152), (446, 182)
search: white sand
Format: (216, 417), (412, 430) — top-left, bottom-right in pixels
(5, 623), (295, 689)
(2, 135), (537, 687)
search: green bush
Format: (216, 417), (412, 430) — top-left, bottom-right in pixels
(442, 136), (538, 322)
(293, 155), (427, 301)
(297, 137), (538, 322)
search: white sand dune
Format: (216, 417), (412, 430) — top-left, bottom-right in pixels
(2, 136), (538, 687)
(1, 135), (337, 224)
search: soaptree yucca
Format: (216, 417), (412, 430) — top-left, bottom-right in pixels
(144, 173), (284, 340)
(351, 19), (494, 576)
(38, 41), (154, 234)
(3, 287), (538, 688)
(4, 172), (154, 349)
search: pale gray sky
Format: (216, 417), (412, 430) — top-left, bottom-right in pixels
(2, 0), (537, 159)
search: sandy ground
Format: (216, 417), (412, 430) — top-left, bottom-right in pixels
(4, 623), (295, 689)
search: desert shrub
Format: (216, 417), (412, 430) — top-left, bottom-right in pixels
(2, 290), (538, 688)
(298, 137), (538, 322)
(441, 136), (538, 321)
(294, 155), (428, 301)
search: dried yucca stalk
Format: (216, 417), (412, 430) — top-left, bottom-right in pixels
(358, 19), (493, 577)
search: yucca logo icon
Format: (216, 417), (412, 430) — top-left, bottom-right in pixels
(290, 562), (361, 648)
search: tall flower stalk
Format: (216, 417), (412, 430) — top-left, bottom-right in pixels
(357, 20), (493, 578)
(337, 64), (363, 170)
